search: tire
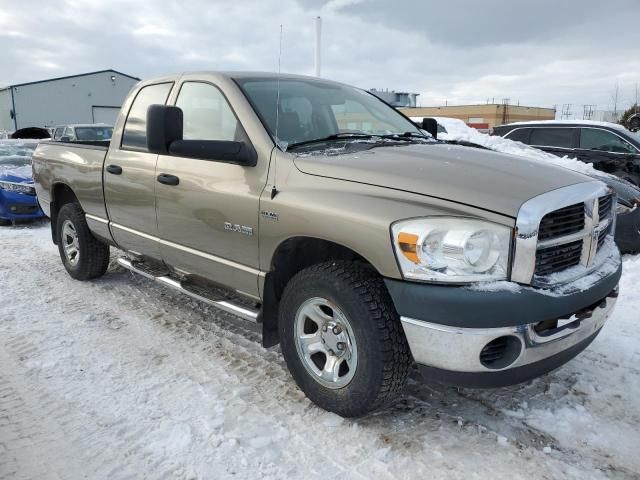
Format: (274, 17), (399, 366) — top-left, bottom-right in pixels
(56, 203), (110, 280)
(278, 261), (412, 417)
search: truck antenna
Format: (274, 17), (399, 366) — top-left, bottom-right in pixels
(271, 24), (284, 200)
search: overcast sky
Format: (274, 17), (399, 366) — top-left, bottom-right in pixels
(1, 0), (639, 111)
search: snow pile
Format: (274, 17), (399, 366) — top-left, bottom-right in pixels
(432, 117), (598, 176)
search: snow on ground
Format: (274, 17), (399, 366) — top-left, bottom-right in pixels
(1, 222), (640, 480)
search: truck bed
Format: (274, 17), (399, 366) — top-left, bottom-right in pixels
(32, 141), (110, 232)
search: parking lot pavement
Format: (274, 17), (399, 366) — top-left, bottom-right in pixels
(1, 222), (639, 480)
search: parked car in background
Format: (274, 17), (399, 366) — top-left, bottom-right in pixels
(0, 140), (46, 225)
(420, 117), (640, 254)
(52, 124), (113, 142)
(628, 112), (640, 132)
(10, 127), (51, 139)
(492, 120), (640, 186)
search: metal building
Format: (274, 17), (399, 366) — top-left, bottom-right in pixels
(369, 88), (419, 107)
(0, 69), (140, 132)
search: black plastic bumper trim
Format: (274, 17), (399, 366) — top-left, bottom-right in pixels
(384, 262), (621, 329)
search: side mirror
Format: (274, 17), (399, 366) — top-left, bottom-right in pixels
(147, 104), (256, 165)
(168, 140), (257, 166)
(147, 104), (183, 154)
(421, 118), (438, 140)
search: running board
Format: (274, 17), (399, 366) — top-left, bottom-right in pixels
(117, 257), (260, 323)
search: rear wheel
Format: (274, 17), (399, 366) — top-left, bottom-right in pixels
(56, 203), (110, 280)
(279, 261), (412, 417)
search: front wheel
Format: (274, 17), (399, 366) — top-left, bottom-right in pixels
(56, 203), (110, 280)
(278, 261), (412, 417)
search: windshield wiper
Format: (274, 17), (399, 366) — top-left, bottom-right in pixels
(378, 131), (430, 140)
(287, 133), (375, 150)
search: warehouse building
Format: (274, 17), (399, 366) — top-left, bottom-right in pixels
(0, 69), (140, 132)
(399, 104), (556, 129)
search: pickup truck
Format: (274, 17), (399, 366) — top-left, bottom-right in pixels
(33, 72), (622, 417)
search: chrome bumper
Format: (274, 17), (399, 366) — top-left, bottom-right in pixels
(401, 287), (618, 373)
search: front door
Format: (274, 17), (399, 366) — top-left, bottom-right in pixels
(103, 81), (174, 258)
(154, 81), (267, 298)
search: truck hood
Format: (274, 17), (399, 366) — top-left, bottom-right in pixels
(293, 143), (593, 217)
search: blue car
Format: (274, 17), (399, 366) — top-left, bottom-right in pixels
(0, 140), (46, 225)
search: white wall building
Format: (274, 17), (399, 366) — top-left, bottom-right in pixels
(0, 69), (139, 132)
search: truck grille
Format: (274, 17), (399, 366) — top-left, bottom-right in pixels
(533, 194), (614, 278)
(598, 194), (613, 221)
(512, 183), (616, 285)
(538, 202), (584, 241)
(535, 239), (583, 275)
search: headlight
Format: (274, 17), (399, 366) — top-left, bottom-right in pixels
(0, 181), (36, 195)
(391, 217), (512, 283)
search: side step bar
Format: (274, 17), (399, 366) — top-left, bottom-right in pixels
(117, 257), (260, 323)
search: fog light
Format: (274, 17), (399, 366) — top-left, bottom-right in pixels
(480, 336), (522, 370)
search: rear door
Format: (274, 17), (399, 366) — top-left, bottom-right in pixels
(103, 81), (174, 259)
(154, 80), (268, 298)
(528, 127), (578, 157)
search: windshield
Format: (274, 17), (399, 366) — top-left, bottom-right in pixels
(236, 77), (422, 149)
(75, 127), (113, 141)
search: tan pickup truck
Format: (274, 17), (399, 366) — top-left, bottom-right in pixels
(33, 72), (622, 417)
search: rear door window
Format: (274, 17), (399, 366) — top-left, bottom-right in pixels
(121, 82), (173, 151)
(530, 128), (574, 148)
(506, 128), (531, 144)
(580, 128), (637, 154)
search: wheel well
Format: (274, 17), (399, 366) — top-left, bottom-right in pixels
(261, 237), (375, 348)
(50, 183), (80, 244)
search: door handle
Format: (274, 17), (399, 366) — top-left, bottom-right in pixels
(157, 173), (180, 186)
(106, 164), (122, 175)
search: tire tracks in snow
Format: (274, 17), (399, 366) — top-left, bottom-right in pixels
(1, 223), (637, 479)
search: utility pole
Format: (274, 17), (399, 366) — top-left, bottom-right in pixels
(502, 98), (510, 124)
(314, 16), (322, 77)
(583, 104), (596, 120)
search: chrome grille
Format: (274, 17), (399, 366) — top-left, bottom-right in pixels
(598, 194), (613, 221)
(538, 202), (584, 241)
(535, 239), (583, 275)
(512, 182), (616, 285)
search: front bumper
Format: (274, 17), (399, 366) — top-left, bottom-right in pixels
(0, 190), (45, 221)
(385, 251), (622, 388)
(615, 206), (640, 254)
